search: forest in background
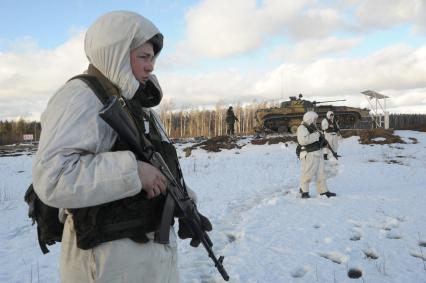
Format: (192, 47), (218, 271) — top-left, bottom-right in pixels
(1, 100), (426, 145)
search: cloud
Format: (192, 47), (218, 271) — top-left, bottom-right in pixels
(380, 88), (426, 114)
(271, 36), (362, 62)
(353, 0), (426, 33)
(286, 8), (345, 40)
(0, 32), (88, 120)
(175, 0), (322, 59)
(159, 43), (426, 113)
(169, 0), (426, 64)
(254, 43), (426, 103)
(159, 68), (256, 107)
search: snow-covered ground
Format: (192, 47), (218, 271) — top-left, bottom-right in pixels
(1, 130), (426, 283)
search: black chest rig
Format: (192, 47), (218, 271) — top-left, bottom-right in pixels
(325, 118), (339, 133)
(69, 73), (183, 250)
(296, 123), (321, 158)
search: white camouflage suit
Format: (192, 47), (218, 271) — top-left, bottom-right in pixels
(321, 111), (341, 179)
(297, 111), (329, 194)
(32, 11), (179, 283)
(321, 111), (340, 154)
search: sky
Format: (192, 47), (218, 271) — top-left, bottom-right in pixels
(1, 130), (426, 282)
(0, 0), (425, 121)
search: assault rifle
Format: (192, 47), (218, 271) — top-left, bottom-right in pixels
(319, 132), (340, 160)
(305, 123), (340, 160)
(99, 96), (229, 281)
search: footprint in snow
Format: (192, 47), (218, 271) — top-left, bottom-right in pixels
(410, 252), (426, 262)
(347, 268), (363, 279)
(317, 251), (348, 264)
(346, 250), (364, 279)
(290, 266), (309, 278)
(350, 233), (361, 241)
(381, 216), (403, 231)
(226, 234), (237, 243)
(385, 231), (403, 239)
(363, 248), (379, 260)
(349, 227), (363, 241)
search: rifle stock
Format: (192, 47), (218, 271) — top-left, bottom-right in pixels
(99, 96), (229, 281)
(99, 96), (152, 161)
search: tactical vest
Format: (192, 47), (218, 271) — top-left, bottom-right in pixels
(325, 118), (339, 133)
(296, 123), (321, 158)
(69, 67), (183, 250)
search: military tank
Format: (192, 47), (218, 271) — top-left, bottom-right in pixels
(254, 94), (371, 134)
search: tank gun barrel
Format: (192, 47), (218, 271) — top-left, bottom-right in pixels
(313, 99), (346, 105)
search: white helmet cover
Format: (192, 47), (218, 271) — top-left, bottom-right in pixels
(303, 111), (318, 125)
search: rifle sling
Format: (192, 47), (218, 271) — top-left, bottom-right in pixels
(68, 74), (110, 105)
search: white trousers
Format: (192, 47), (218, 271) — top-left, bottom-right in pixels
(323, 132), (340, 179)
(299, 151), (328, 194)
(60, 215), (179, 283)
(324, 132), (339, 152)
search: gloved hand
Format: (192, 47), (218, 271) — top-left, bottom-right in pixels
(178, 213), (212, 247)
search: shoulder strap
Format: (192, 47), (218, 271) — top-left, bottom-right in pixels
(68, 74), (110, 105)
(302, 122), (316, 133)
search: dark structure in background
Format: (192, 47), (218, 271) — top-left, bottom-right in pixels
(254, 95), (371, 134)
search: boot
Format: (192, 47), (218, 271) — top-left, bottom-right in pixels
(320, 191), (337, 198)
(299, 188), (310, 199)
(323, 154), (328, 160)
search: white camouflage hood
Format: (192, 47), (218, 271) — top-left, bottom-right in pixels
(84, 11), (163, 99)
(303, 111), (318, 125)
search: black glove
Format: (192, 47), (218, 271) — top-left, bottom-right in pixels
(178, 212), (212, 247)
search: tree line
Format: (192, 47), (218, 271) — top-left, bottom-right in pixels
(157, 100), (274, 139)
(389, 114), (426, 130)
(1, 109), (425, 145)
(0, 120), (41, 146)
(158, 103), (426, 138)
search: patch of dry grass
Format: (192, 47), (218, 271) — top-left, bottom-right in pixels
(250, 136), (296, 145)
(358, 128), (405, 145)
(183, 136), (242, 156)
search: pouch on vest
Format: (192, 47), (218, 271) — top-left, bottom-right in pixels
(24, 184), (64, 254)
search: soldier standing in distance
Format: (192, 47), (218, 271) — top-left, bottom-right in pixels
(226, 106), (238, 135)
(321, 111), (341, 160)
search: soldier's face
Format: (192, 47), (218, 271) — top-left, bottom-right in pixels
(130, 42), (155, 84)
